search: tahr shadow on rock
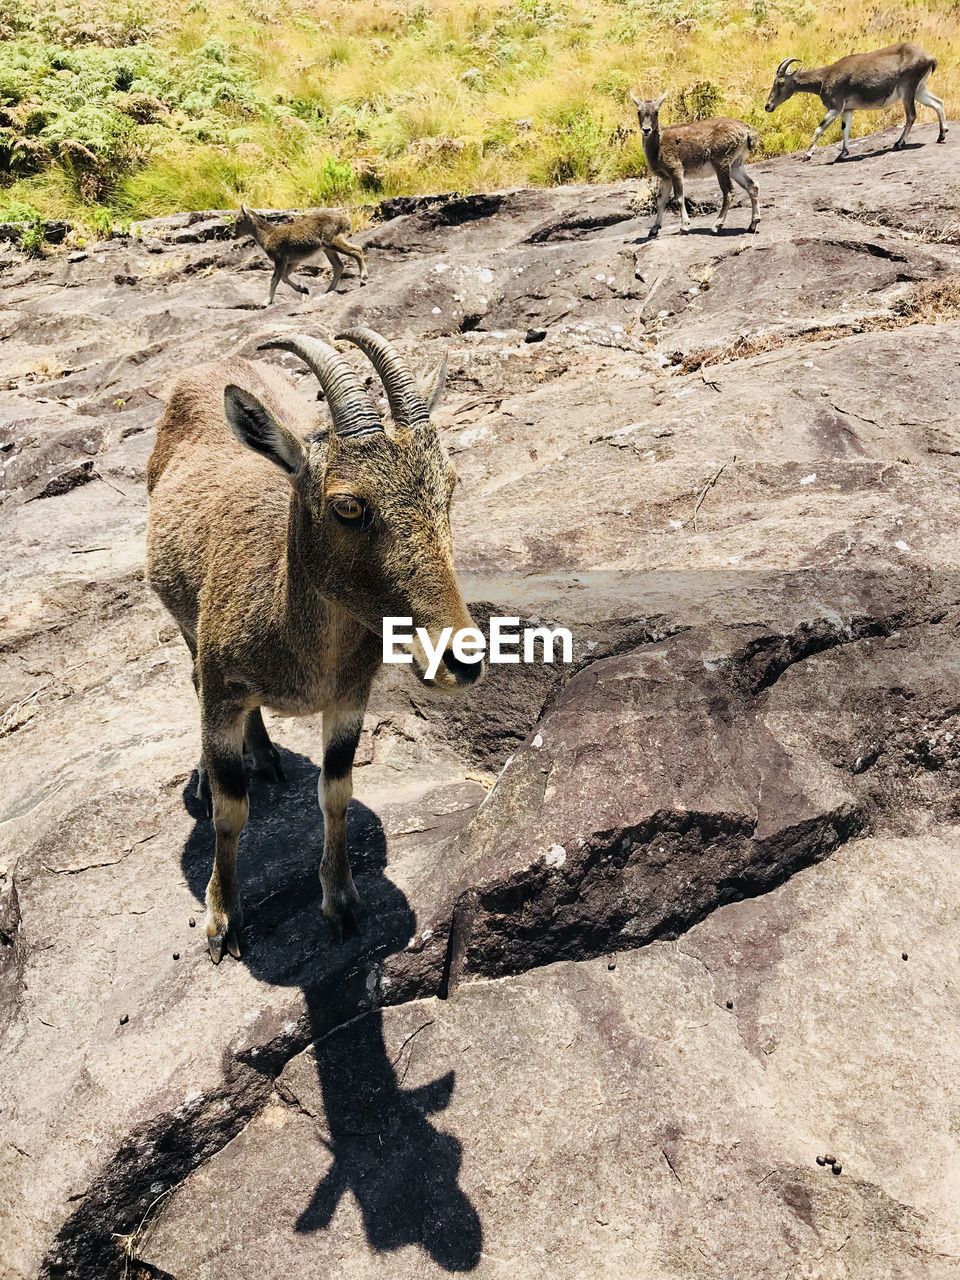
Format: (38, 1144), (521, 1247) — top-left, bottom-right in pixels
(179, 745), (483, 1273)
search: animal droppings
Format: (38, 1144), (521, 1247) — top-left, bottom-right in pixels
(172, 952), (180, 960)
(824, 1153), (836, 1165)
(902, 952), (909, 960)
(119, 1014), (129, 1026)
(832, 1163), (842, 1175)
(189, 917), (196, 927)
(725, 999), (734, 1009)
(816, 1155), (827, 1166)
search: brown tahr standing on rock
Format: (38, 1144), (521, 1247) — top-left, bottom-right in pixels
(146, 328), (482, 962)
(765, 43), (947, 160)
(629, 90), (760, 237)
(236, 204), (369, 306)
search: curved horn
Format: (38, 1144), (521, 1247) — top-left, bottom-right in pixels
(257, 334), (382, 438)
(776, 57), (802, 76)
(336, 327), (430, 427)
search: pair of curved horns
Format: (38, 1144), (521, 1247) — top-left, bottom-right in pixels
(257, 328), (431, 438)
(776, 57), (802, 76)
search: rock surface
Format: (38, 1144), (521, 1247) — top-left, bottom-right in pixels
(2, 123), (960, 1279)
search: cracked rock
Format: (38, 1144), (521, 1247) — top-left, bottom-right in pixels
(3, 123), (960, 1280)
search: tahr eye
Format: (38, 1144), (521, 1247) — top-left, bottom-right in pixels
(330, 496), (365, 524)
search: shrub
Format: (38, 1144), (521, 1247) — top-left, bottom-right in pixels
(312, 153), (356, 203)
(0, 199), (48, 254)
(530, 109), (606, 185)
(675, 80), (723, 121)
(45, 102), (143, 170)
(594, 68), (631, 99)
(114, 91), (168, 122)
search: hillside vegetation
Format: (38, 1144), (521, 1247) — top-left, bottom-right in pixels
(1, 0), (958, 235)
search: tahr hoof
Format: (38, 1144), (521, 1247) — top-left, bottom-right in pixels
(322, 883), (363, 944)
(893, 139), (906, 151)
(938, 132), (948, 143)
(252, 747), (286, 786)
(325, 905), (363, 945)
(206, 912), (243, 964)
(648, 227), (660, 239)
(360, 276), (369, 286)
(261, 758), (287, 785)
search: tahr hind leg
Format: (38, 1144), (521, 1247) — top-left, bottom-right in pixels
(266, 261), (283, 307)
(839, 110), (853, 159)
(182, 630), (212, 816)
(318, 701), (364, 941)
(329, 234), (368, 286)
(323, 248), (344, 294)
(895, 86), (918, 149)
(201, 693), (248, 963)
(916, 76), (947, 142)
(244, 707), (286, 785)
(672, 173), (690, 233)
(713, 165), (733, 232)
(731, 160), (759, 232)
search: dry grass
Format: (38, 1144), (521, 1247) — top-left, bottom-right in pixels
(896, 274), (960, 322)
(677, 275), (960, 371)
(838, 208), (960, 246)
(1, 354), (69, 388)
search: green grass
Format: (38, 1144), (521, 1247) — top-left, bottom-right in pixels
(1, 0), (958, 238)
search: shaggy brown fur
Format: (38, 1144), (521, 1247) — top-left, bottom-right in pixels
(629, 91), (759, 237)
(236, 204), (369, 305)
(765, 43), (947, 159)
(146, 331), (480, 962)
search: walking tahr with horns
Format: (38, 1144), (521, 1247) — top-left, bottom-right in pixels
(765, 42), (947, 159)
(146, 328), (483, 962)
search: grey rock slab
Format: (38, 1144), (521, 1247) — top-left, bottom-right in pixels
(387, 613), (960, 994)
(4, 136), (960, 1279)
(0, 767), (485, 1280)
(140, 826), (960, 1280)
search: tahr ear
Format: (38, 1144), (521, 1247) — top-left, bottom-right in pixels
(418, 351), (448, 415)
(223, 385), (307, 479)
